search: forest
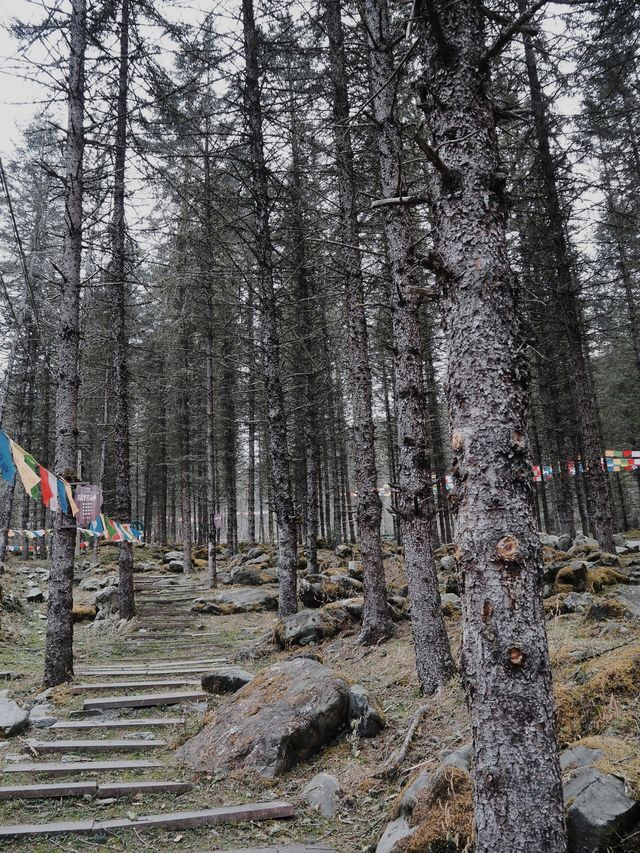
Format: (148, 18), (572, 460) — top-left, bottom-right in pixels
(0, 0), (639, 850)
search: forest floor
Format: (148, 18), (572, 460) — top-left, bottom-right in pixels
(0, 539), (639, 852)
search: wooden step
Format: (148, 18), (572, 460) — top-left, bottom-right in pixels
(71, 679), (200, 693)
(96, 779), (193, 797)
(74, 667), (216, 677)
(77, 659), (222, 671)
(0, 779), (192, 800)
(3, 759), (163, 776)
(51, 718), (186, 731)
(0, 782), (97, 800)
(220, 847), (335, 853)
(0, 800), (295, 837)
(26, 739), (167, 754)
(83, 691), (207, 710)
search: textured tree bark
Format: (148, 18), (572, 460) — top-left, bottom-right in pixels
(422, 315), (452, 543)
(323, 0), (392, 643)
(289, 97), (319, 575)
(362, 0), (454, 693)
(242, 0), (298, 616)
(416, 3), (566, 850)
(222, 332), (238, 555)
(206, 328), (217, 587)
(522, 24), (615, 553)
(110, 0), (134, 619)
(156, 357), (167, 546)
(44, 0), (86, 687)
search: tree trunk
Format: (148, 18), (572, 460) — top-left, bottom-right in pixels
(44, 0), (86, 687)
(416, 3), (565, 850)
(323, 0), (391, 644)
(289, 96), (319, 575)
(363, 0), (454, 692)
(206, 327), (217, 587)
(242, 0), (298, 616)
(110, 0), (134, 619)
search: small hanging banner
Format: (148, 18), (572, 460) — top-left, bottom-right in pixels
(75, 484), (103, 526)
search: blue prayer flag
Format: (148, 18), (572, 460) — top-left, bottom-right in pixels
(0, 431), (15, 482)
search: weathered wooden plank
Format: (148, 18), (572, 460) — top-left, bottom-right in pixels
(96, 780), (193, 797)
(0, 782), (97, 800)
(3, 759), (163, 776)
(216, 847), (335, 853)
(0, 800), (295, 837)
(71, 679), (200, 693)
(83, 691), (207, 710)
(26, 739), (167, 753)
(74, 667), (216, 677)
(77, 659), (223, 670)
(51, 718), (186, 731)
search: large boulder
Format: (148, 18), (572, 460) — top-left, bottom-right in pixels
(242, 552), (272, 567)
(176, 657), (352, 777)
(0, 695), (29, 737)
(192, 588), (279, 614)
(162, 550), (183, 563)
(299, 574), (363, 608)
(230, 564), (277, 586)
(273, 604), (355, 649)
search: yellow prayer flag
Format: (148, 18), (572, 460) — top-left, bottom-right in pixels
(63, 480), (79, 516)
(10, 439), (41, 496)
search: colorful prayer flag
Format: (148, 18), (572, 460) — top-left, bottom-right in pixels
(10, 439), (41, 496)
(62, 480), (78, 516)
(0, 431), (15, 482)
(57, 479), (69, 514)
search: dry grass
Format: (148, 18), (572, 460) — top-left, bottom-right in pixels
(398, 766), (474, 853)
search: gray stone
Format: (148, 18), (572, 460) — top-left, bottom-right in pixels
(347, 560), (363, 580)
(565, 767), (640, 853)
(201, 667), (254, 694)
(79, 578), (101, 591)
(230, 565), (277, 586)
(167, 560), (184, 573)
(560, 745), (604, 771)
(26, 588), (44, 603)
(613, 533), (627, 548)
(162, 551), (183, 564)
(377, 743), (473, 852)
(598, 552), (621, 567)
(176, 657), (352, 777)
(93, 586), (119, 608)
(242, 547), (266, 563)
(563, 592), (594, 614)
(243, 552), (271, 567)
(193, 587), (279, 615)
(613, 586), (640, 618)
(302, 772), (341, 818)
(348, 685), (385, 738)
(558, 533), (573, 552)
(375, 817), (416, 853)
(440, 555), (457, 572)
(335, 544), (352, 558)
(540, 533), (561, 548)
(273, 604), (355, 648)
(0, 696), (29, 737)
(441, 592), (462, 614)
(299, 574), (363, 608)
(29, 704), (57, 729)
